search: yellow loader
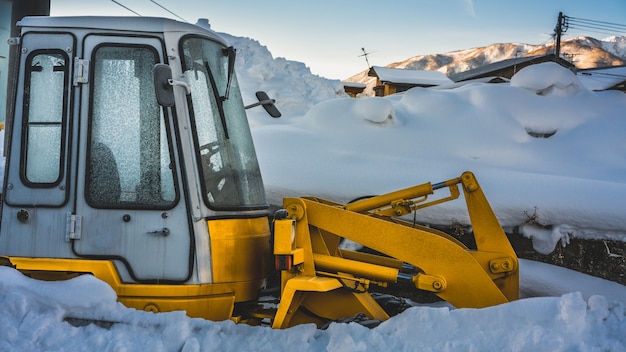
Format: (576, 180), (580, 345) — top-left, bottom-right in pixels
(0, 12), (517, 329)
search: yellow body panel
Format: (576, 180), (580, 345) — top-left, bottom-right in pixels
(6, 218), (271, 321)
(7, 257), (236, 320)
(208, 217), (271, 301)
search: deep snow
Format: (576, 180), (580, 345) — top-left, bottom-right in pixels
(247, 59), (626, 254)
(0, 27), (625, 351)
(0, 262), (624, 351)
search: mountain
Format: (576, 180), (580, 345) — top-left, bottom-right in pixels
(346, 36), (626, 95)
(601, 35), (626, 58)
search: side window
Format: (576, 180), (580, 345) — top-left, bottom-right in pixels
(181, 37), (267, 209)
(22, 51), (68, 185)
(86, 45), (177, 209)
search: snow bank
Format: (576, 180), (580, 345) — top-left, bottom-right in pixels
(374, 292), (625, 351)
(519, 259), (626, 303)
(219, 32), (347, 124)
(0, 267), (624, 351)
(250, 61), (626, 255)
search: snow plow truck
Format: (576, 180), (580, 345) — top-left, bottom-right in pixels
(0, 11), (518, 328)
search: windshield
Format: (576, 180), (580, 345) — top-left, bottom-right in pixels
(181, 36), (267, 210)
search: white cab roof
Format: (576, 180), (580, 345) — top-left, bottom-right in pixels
(17, 16), (228, 46)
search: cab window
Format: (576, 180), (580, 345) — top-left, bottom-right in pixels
(86, 45), (177, 209)
(22, 51), (68, 185)
(181, 36), (267, 210)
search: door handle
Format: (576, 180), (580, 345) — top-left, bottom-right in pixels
(147, 228), (170, 237)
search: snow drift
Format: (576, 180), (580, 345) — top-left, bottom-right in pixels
(0, 266), (624, 351)
(250, 61), (626, 255)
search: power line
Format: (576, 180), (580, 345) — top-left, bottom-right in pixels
(149, 0), (188, 22)
(567, 17), (626, 32)
(553, 13), (626, 59)
(567, 25), (624, 37)
(568, 21), (622, 32)
(110, 0), (141, 16)
(563, 15), (626, 37)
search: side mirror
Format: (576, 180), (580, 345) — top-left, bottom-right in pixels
(245, 91), (281, 118)
(153, 64), (175, 107)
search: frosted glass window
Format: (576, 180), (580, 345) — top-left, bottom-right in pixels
(23, 52), (67, 184)
(181, 37), (266, 209)
(86, 45), (177, 208)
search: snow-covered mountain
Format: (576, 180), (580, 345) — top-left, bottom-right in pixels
(346, 36), (626, 95)
(601, 35), (626, 58)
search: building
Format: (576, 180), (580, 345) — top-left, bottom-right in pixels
(449, 54), (574, 82)
(577, 66), (626, 93)
(342, 81), (366, 97)
(368, 66), (453, 96)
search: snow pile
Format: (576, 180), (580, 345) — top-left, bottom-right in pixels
(196, 19), (346, 120)
(251, 61), (626, 255)
(519, 223), (573, 255)
(511, 61), (584, 96)
(217, 31), (347, 123)
(0, 266), (624, 351)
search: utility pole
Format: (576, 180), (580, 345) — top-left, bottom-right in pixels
(513, 49), (522, 74)
(553, 12), (568, 60)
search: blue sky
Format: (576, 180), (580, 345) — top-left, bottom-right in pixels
(51, 0), (626, 79)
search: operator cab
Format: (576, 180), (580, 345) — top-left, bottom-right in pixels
(0, 16), (277, 317)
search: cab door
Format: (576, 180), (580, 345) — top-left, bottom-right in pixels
(72, 35), (192, 282)
(0, 32), (75, 257)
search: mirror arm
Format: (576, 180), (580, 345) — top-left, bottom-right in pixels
(246, 91), (281, 118)
(168, 78), (191, 95)
(244, 99), (275, 110)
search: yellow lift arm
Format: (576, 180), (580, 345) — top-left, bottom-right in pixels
(272, 171), (518, 328)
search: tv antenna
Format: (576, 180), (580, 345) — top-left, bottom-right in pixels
(359, 47), (376, 69)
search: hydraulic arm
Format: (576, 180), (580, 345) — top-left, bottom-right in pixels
(272, 171), (518, 328)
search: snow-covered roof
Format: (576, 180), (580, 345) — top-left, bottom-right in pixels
(342, 81), (367, 88)
(577, 66), (626, 91)
(449, 54), (574, 82)
(369, 66), (453, 86)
